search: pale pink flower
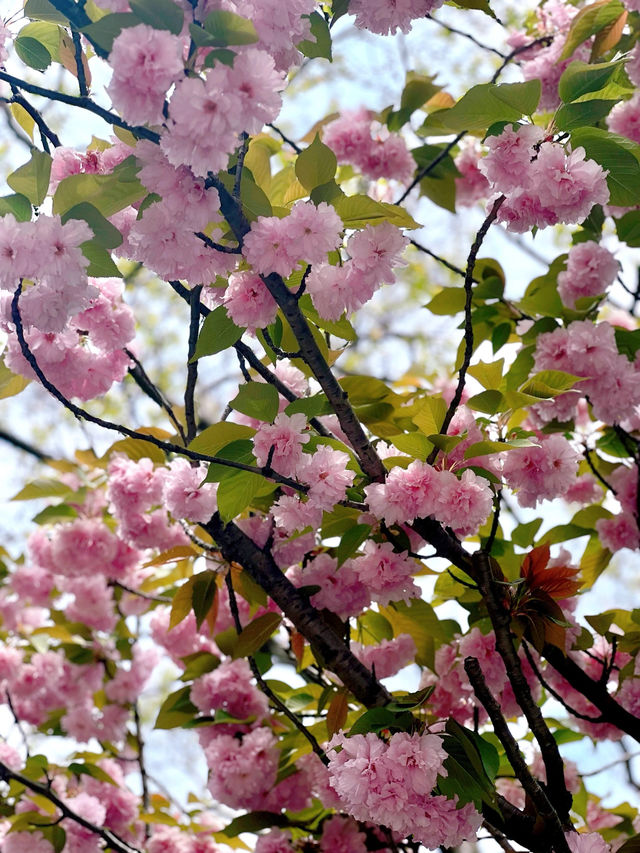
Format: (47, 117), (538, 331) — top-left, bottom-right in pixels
(323, 109), (414, 182)
(350, 540), (420, 605)
(205, 727), (279, 810)
(290, 553), (370, 619)
(349, 0), (444, 35)
(480, 124), (545, 194)
(565, 832), (611, 853)
(287, 201), (343, 264)
(347, 222), (408, 283)
(297, 446), (355, 510)
(271, 493), (322, 535)
(242, 215), (299, 278)
(558, 241), (618, 309)
(351, 633), (417, 678)
(163, 458), (217, 523)
(253, 412), (309, 477)
(503, 433), (579, 508)
(226, 48), (284, 135)
(0, 21), (11, 65)
(306, 263), (354, 321)
(535, 144), (610, 224)
(435, 468), (494, 536)
(63, 576), (117, 633)
(190, 658), (268, 723)
(223, 271), (277, 332)
(608, 94), (640, 144)
(455, 141), (490, 206)
(3, 832), (54, 853)
(255, 829), (295, 853)
(596, 514), (640, 552)
(107, 24), (184, 124)
(319, 816), (367, 853)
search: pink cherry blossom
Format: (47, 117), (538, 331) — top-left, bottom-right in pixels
(205, 727), (279, 810)
(223, 271), (278, 332)
(253, 412), (309, 477)
(350, 540), (419, 605)
(557, 241), (618, 309)
(349, 0), (445, 36)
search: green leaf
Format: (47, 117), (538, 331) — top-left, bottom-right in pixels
(423, 81), (541, 134)
(53, 159), (145, 217)
(129, 0), (184, 35)
(12, 478), (73, 501)
(467, 389), (505, 414)
(192, 306), (243, 360)
(63, 203), (123, 249)
(295, 134), (337, 192)
(298, 11), (332, 60)
(218, 170), (272, 220)
(233, 612), (282, 658)
(520, 369), (584, 398)
(192, 571), (218, 630)
(560, 0), (625, 60)
(558, 59), (626, 104)
(336, 524), (371, 567)
(348, 707), (400, 736)
(555, 99), (617, 131)
(169, 577), (196, 630)
(202, 10), (259, 45)
(222, 812), (289, 838)
(380, 599), (458, 669)
(231, 383), (279, 422)
(154, 685), (196, 729)
(15, 35), (51, 70)
(451, 0), (497, 17)
(570, 127), (640, 207)
(615, 328), (640, 359)
(81, 241), (122, 278)
(512, 518), (544, 548)
(189, 422), (255, 456)
(335, 194), (419, 229)
(339, 375), (393, 405)
(19, 21), (61, 59)
(285, 393), (334, 419)
(358, 610), (394, 643)
(216, 468), (274, 521)
(81, 13), (139, 53)
(616, 210), (640, 247)
(0, 194), (32, 221)
(7, 150), (51, 206)
(24, 0), (69, 24)
(203, 47), (236, 68)
(426, 286), (466, 315)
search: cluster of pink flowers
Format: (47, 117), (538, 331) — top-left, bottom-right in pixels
(190, 658), (269, 725)
(327, 730), (481, 847)
(532, 320), (640, 425)
(479, 124), (610, 232)
(454, 140), (491, 207)
(608, 94), (640, 145)
(2, 275), (135, 401)
(107, 24), (184, 125)
(351, 633), (417, 678)
(107, 454), (217, 550)
(161, 49), (284, 178)
(557, 241), (618, 309)
(323, 109), (415, 182)
(306, 222), (409, 321)
(365, 460), (493, 535)
(502, 433), (579, 508)
(420, 627), (541, 725)
(348, 0), (445, 35)
(595, 465), (640, 552)
(49, 140), (132, 192)
(243, 200), (343, 279)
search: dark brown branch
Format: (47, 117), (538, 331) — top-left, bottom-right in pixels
(9, 93), (61, 151)
(267, 122), (302, 153)
(206, 513), (391, 708)
(133, 704), (150, 820)
(464, 657), (571, 853)
(71, 30), (89, 97)
(544, 645), (640, 742)
(0, 761), (141, 853)
(427, 14), (506, 57)
(0, 72), (159, 143)
(409, 239), (467, 279)
(194, 232), (241, 253)
(185, 286), (202, 444)
(473, 551), (572, 825)
(0, 427), (48, 461)
(234, 132), (249, 198)
(396, 132), (466, 205)
(47, 0), (109, 59)
(435, 195), (505, 446)
(224, 572), (328, 763)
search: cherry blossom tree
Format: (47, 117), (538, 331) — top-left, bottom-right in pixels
(2, 1), (640, 852)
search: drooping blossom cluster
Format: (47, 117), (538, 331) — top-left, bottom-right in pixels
(502, 433), (579, 508)
(243, 200), (343, 279)
(532, 320), (640, 425)
(322, 109), (415, 182)
(161, 48), (285, 177)
(306, 221), (409, 320)
(365, 460), (493, 535)
(326, 730), (482, 847)
(348, 0), (445, 35)
(595, 465), (640, 552)
(557, 241), (618, 309)
(420, 626), (542, 725)
(479, 124), (610, 232)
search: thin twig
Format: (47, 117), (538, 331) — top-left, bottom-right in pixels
(410, 239), (467, 279)
(185, 286), (202, 444)
(0, 428), (49, 461)
(583, 444), (616, 495)
(194, 232), (241, 253)
(224, 572), (328, 764)
(133, 704), (150, 821)
(71, 30), (89, 97)
(427, 14), (506, 57)
(0, 761), (142, 853)
(396, 132), (466, 205)
(267, 122), (302, 153)
(125, 349), (186, 443)
(431, 195), (505, 453)
(10, 93), (60, 151)
(234, 132), (249, 199)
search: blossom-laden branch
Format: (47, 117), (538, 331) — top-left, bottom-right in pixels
(11, 283), (308, 492)
(206, 512), (391, 708)
(0, 761), (142, 853)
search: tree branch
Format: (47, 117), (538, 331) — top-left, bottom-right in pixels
(206, 513), (391, 708)
(0, 761), (141, 853)
(185, 285), (202, 444)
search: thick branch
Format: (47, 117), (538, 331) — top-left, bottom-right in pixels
(206, 513), (391, 708)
